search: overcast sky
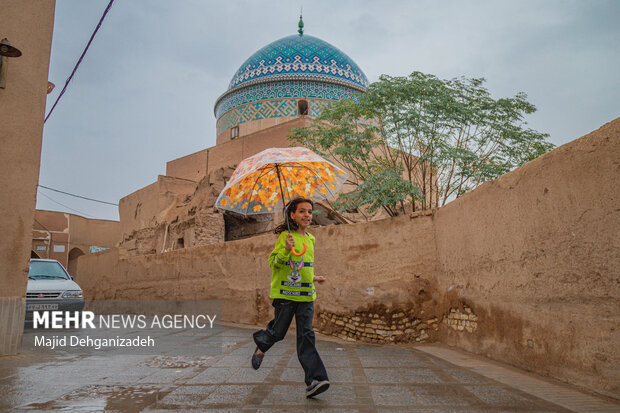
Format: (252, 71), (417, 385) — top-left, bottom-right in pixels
(37, 0), (620, 221)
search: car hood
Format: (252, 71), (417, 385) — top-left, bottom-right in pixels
(27, 278), (82, 292)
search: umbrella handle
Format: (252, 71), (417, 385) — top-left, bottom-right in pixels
(291, 242), (307, 257)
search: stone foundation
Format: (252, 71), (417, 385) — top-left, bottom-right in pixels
(316, 305), (440, 344)
(443, 306), (478, 333)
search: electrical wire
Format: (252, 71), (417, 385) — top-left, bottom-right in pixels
(38, 184), (118, 206)
(37, 190), (98, 219)
(44, 0), (116, 123)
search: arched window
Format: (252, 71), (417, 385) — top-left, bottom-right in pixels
(298, 100), (308, 116)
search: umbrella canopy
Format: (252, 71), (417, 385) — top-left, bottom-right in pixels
(215, 147), (349, 216)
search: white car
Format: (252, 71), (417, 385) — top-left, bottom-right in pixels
(25, 259), (84, 323)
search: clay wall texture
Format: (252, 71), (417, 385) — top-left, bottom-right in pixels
(0, 0), (55, 295)
(77, 119), (619, 398)
(216, 114), (301, 145)
(69, 213), (120, 253)
(119, 175), (197, 236)
(433, 118), (620, 398)
(165, 149), (207, 183)
(31, 210), (120, 267)
(0, 0), (56, 355)
(32, 210), (120, 279)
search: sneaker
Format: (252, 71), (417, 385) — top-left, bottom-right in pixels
(251, 347), (264, 370)
(305, 380), (330, 398)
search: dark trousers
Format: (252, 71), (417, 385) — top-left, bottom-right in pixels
(253, 299), (329, 386)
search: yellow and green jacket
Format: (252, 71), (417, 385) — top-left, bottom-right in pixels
(268, 230), (316, 301)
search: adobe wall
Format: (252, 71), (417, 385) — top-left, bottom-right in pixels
(69, 214), (120, 252)
(119, 175), (197, 237)
(165, 149), (207, 182)
(433, 118), (620, 398)
(216, 115), (299, 145)
(30, 210), (120, 269)
(76, 233), (279, 325)
(76, 211), (439, 329)
(118, 181), (159, 236)
(0, 0), (55, 355)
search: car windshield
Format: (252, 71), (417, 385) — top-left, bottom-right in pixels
(28, 261), (69, 280)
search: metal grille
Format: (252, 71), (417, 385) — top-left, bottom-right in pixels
(26, 292), (61, 299)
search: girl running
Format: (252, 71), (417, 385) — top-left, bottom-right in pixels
(251, 196), (330, 398)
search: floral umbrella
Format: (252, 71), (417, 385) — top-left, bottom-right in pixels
(215, 147), (349, 250)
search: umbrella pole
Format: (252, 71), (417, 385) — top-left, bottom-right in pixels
(275, 164), (291, 234)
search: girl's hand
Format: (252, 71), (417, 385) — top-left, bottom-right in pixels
(285, 233), (295, 252)
(315, 275), (327, 283)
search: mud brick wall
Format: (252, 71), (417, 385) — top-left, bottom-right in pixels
(77, 212), (439, 331)
(433, 119), (620, 399)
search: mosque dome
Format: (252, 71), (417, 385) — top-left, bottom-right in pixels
(227, 34), (369, 91)
(214, 19), (368, 143)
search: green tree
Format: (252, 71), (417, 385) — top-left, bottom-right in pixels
(290, 71), (554, 216)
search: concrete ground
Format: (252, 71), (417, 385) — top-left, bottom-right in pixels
(1, 323), (618, 412)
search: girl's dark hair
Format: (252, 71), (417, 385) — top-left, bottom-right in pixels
(273, 196), (314, 234)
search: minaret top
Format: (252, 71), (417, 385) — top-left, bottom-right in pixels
(298, 14), (304, 36)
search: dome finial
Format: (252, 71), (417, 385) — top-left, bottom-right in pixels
(298, 9), (304, 36)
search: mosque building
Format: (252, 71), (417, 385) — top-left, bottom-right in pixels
(117, 18), (379, 255)
(214, 17), (368, 143)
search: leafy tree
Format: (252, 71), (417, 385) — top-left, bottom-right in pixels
(290, 71), (554, 216)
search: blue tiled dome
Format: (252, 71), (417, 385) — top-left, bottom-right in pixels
(227, 34), (369, 91)
(213, 28), (369, 138)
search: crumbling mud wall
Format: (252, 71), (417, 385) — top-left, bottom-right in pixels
(117, 168), (234, 255)
(433, 118), (620, 399)
(77, 119), (620, 398)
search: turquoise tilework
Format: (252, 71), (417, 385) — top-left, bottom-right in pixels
(228, 34), (369, 91)
(215, 80), (360, 119)
(217, 98), (332, 136)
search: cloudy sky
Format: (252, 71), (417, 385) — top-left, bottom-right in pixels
(38, 0), (620, 221)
